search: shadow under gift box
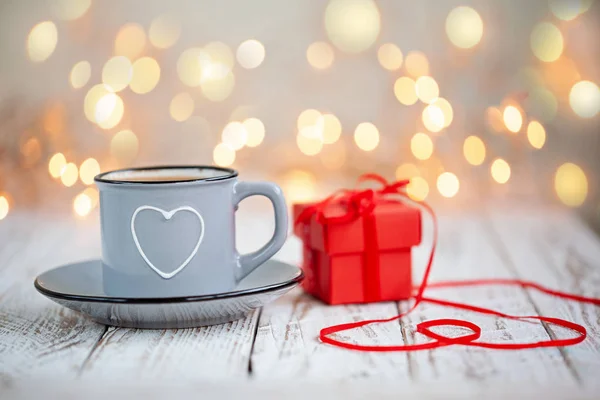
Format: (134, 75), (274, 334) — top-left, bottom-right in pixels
(293, 201), (422, 305)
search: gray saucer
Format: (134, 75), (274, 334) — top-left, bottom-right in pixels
(34, 259), (303, 329)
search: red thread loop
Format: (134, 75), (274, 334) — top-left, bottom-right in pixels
(297, 174), (600, 352)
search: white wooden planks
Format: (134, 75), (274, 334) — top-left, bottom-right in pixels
(0, 212), (105, 386)
(487, 206), (600, 386)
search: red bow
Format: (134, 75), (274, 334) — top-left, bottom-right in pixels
(296, 173), (600, 352)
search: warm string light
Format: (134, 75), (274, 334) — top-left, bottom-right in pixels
(411, 133), (433, 160)
(530, 22), (563, 62)
(281, 169), (317, 203)
(491, 158), (511, 184)
(437, 172), (459, 198)
(16, 2), (598, 218)
(325, 0), (381, 54)
(445, 6), (483, 49)
(0, 195), (9, 220)
(555, 163), (588, 207)
(463, 135), (486, 165)
(503, 105), (523, 133)
(353, 122), (379, 151)
(27, 21), (58, 62)
(70, 61), (91, 89)
(569, 81), (600, 118)
(526, 121), (546, 149)
(149, 14), (181, 49)
(237, 40), (266, 69)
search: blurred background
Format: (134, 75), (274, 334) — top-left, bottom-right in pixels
(0, 0), (598, 230)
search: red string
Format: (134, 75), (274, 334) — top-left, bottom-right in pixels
(297, 174), (600, 352)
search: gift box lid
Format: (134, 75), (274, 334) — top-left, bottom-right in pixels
(293, 200), (421, 255)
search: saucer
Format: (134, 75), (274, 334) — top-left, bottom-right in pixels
(34, 259), (303, 329)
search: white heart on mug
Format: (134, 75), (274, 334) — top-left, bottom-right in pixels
(130, 205), (205, 279)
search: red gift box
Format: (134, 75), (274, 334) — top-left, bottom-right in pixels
(293, 199), (421, 305)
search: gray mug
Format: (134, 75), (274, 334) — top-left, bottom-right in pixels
(94, 166), (288, 297)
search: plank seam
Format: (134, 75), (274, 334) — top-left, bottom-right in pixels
(247, 308), (263, 377)
(484, 217), (582, 385)
(76, 324), (109, 378)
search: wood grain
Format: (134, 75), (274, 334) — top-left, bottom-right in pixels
(79, 310), (260, 380)
(0, 206), (598, 397)
(0, 212), (105, 387)
(404, 214), (575, 385)
(487, 206), (600, 386)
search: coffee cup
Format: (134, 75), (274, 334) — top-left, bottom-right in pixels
(94, 166), (288, 297)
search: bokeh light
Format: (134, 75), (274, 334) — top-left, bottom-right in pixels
(407, 176), (429, 201)
(243, 118), (265, 147)
(73, 192), (92, 217)
(377, 43), (403, 71)
(463, 135), (486, 165)
(177, 47), (204, 87)
(60, 162), (78, 187)
(129, 57), (161, 94)
(222, 122), (248, 150)
(237, 40), (266, 69)
(431, 97), (454, 127)
(297, 133), (324, 155)
(51, 0), (92, 21)
(201, 71), (235, 102)
(322, 114), (342, 144)
(396, 163), (420, 180)
(503, 105), (522, 133)
(79, 158), (100, 185)
(149, 14), (181, 49)
(555, 162), (588, 207)
(49, 153), (67, 178)
(569, 80), (600, 118)
(83, 187), (99, 208)
(70, 61), (91, 89)
(445, 6), (483, 49)
(411, 132), (433, 160)
(297, 109), (322, 131)
(213, 143), (236, 166)
(169, 92), (195, 122)
(526, 120), (546, 149)
(354, 122), (379, 151)
(549, 0), (593, 21)
(0, 195), (9, 220)
(405, 51), (429, 78)
(491, 158), (511, 184)
(394, 77), (418, 105)
(27, 21), (58, 62)
(102, 56), (133, 92)
(84, 84), (111, 122)
(325, 0), (381, 54)
(422, 104), (445, 132)
(530, 22), (563, 63)
(111, 130), (139, 163)
(282, 169), (316, 203)
(95, 93), (124, 129)
(437, 172), (460, 198)
(306, 42), (335, 70)
(415, 76), (439, 104)
(115, 23), (146, 60)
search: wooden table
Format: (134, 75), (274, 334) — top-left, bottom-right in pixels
(1, 205), (599, 399)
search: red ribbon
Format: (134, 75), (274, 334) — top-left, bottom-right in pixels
(296, 174), (600, 352)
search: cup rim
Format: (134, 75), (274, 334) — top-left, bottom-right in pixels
(94, 165), (238, 185)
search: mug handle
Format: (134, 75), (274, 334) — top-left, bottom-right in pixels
(233, 181), (288, 281)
